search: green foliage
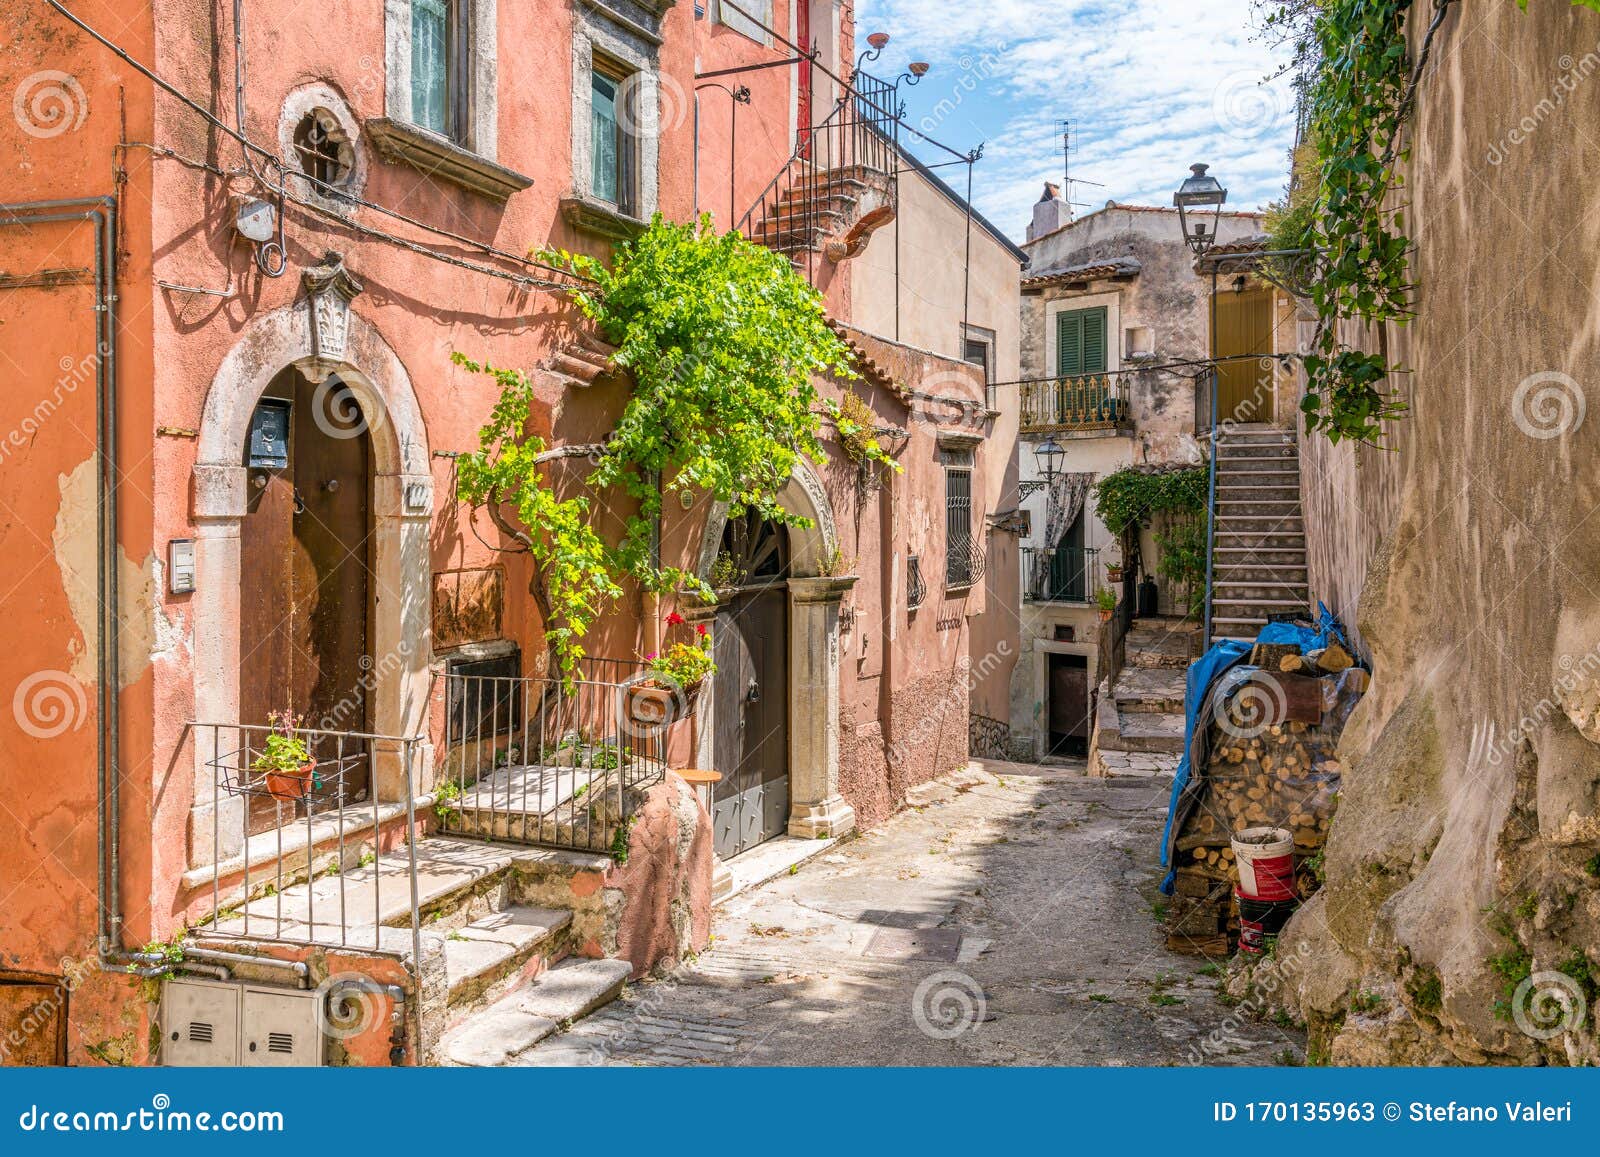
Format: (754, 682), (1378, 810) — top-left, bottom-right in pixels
(1583, 853), (1600, 879)
(1094, 587), (1118, 613)
(251, 712), (309, 774)
(1092, 467), (1207, 538)
(1154, 517), (1208, 615)
(831, 389), (900, 471)
(1518, 0), (1600, 11)
(1276, 0), (1415, 444)
(1407, 965), (1443, 1013)
(1349, 989), (1385, 1014)
(458, 216), (856, 672)
(433, 778), (462, 825)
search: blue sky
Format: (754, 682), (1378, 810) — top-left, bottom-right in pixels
(854, 0), (1299, 241)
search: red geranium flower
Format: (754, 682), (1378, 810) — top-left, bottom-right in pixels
(695, 623), (708, 637)
(665, 611), (686, 626)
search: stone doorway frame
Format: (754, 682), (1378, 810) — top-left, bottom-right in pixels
(188, 300), (433, 866)
(689, 461), (856, 842)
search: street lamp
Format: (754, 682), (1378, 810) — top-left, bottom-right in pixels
(1173, 163), (1228, 256)
(1019, 435), (1066, 497)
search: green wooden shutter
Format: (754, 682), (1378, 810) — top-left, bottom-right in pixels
(1056, 308), (1108, 377)
(1056, 311), (1083, 377)
(1082, 308), (1108, 374)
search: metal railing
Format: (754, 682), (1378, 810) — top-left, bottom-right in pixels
(1022, 545), (1102, 603)
(907, 553), (926, 610)
(1013, 371), (1133, 433)
(187, 722), (424, 960)
(1204, 367), (1219, 645)
(738, 92), (897, 284)
(438, 670), (667, 854)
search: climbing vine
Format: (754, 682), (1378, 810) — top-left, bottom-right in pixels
(1093, 467), (1208, 607)
(1268, 0), (1599, 443)
(456, 216), (860, 673)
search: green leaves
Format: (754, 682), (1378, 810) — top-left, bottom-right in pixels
(458, 216), (857, 671)
(1092, 467), (1207, 538)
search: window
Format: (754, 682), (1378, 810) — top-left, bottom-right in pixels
(292, 109), (353, 188)
(944, 446), (975, 588)
(963, 336), (993, 383)
(411, 0), (467, 140)
(1056, 306), (1108, 378)
(713, 0), (770, 42)
(590, 60), (637, 215)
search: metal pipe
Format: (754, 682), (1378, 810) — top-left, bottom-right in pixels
(181, 946), (309, 983)
(1204, 267), (1220, 645)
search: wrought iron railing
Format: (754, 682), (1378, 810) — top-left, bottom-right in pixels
(907, 553), (926, 610)
(1022, 545), (1102, 603)
(969, 712), (1011, 760)
(186, 722), (424, 958)
(738, 91), (897, 284)
(1013, 371), (1133, 433)
(438, 670), (667, 855)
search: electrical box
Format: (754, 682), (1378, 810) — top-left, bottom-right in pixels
(161, 978), (321, 1067)
(247, 399), (290, 469)
(168, 538), (195, 594)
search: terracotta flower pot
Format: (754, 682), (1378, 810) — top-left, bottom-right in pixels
(1097, 607), (1114, 623)
(1107, 566), (1123, 583)
(263, 760), (316, 802)
(625, 680), (703, 728)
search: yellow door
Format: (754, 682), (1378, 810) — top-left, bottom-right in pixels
(1212, 288), (1274, 423)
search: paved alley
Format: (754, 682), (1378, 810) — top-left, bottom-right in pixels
(516, 761), (1304, 1066)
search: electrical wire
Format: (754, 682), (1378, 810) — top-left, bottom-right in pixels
(46, 0), (586, 292)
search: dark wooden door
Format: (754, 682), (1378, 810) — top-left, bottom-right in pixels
(1047, 653), (1089, 757)
(711, 588), (789, 858)
(240, 371), (371, 809)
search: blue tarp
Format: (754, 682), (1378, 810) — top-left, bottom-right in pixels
(1158, 604), (1349, 894)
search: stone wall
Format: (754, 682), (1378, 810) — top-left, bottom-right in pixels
(1284, 2), (1600, 1065)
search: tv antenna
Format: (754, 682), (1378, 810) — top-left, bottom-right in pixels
(1060, 120), (1105, 214)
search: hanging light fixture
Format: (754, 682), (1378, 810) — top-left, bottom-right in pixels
(1173, 163), (1228, 256)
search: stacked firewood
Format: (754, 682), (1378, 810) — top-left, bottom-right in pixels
(1165, 641), (1368, 957)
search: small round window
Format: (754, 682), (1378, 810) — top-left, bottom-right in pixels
(292, 109), (353, 189)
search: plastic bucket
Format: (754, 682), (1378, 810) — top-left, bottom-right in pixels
(1231, 826), (1296, 901)
(1236, 890), (1298, 955)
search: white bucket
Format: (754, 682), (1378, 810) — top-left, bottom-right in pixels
(1231, 826), (1295, 900)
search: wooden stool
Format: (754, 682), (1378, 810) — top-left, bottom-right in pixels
(675, 768), (721, 817)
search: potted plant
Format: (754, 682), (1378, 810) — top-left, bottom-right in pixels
(1106, 555), (1124, 583)
(1094, 587), (1118, 623)
(627, 614), (716, 727)
(252, 711), (316, 802)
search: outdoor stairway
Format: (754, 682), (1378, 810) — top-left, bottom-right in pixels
(1209, 424), (1311, 646)
(1090, 618), (1200, 778)
(198, 835), (633, 1061)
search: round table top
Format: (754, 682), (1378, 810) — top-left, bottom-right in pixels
(674, 767), (723, 786)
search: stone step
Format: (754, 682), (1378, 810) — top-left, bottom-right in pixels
(1217, 501), (1303, 518)
(1216, 516), (1303, 533)
(1097, 710), (1185, 755)
(1216, 483), (1300, 496)
(1124, 623), (1201, 669)
(444, 905), (573, 1010)
(441, 958), (634, 1067)
(1213, 597), (1310, 612)
(1215, 468), (1301, 480)
(1111, 666), (1187, 714)
(1214, 582), (1310, 604)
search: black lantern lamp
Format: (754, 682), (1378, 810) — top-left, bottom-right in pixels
(1019, 435), (1066, 497)
(1174, 163), (1228, 256)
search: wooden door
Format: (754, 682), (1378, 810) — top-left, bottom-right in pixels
(1047, 654), (1089, 757)
(240, 371), (372, 812)
(1213, 288), (1275, 422)
(711, 588), (790, 858)
(0, 981), (66, 1065)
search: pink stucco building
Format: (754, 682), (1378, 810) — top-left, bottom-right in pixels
(0, 0), (1020, 1064)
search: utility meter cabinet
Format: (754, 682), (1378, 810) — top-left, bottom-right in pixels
(161, 978), (323, 1066)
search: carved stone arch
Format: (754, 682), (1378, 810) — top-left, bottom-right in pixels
(691, 457), (856, 857)
(188, 295), (434, 867)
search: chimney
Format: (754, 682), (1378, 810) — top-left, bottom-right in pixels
(1028, 182), (1071, 241)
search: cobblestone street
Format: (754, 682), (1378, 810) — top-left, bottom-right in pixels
(518, 761), (1304, 1066)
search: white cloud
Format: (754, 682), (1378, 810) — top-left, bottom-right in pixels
(856, 0), (1298, 239)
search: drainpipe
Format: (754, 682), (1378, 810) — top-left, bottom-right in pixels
(0, 197), (124, 966)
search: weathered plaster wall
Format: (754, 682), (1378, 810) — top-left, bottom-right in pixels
(1283, 3), (1600, 1066)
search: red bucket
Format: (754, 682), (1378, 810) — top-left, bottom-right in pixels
(1236, 890), (1298, 955)
(1231, 827), (1296, 901)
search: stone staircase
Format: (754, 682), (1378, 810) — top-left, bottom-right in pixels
(1090, 617), (1200, 777)
(200, 836), (634, 1065)
(746, 165), (895, 266)
(1209, 424), (1311, 646)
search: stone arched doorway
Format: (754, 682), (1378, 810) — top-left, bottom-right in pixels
(188, 266), (433, 866)
(691, 461), (856, 848)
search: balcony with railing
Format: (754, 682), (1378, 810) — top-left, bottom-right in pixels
(1022, 545), (1103, 604)
(1009, 371), (1133, 434)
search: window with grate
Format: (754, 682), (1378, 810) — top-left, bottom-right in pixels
(907, 554), (926, 610)
(945, 466), (974, 588)
(292, 109), (353, 188)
